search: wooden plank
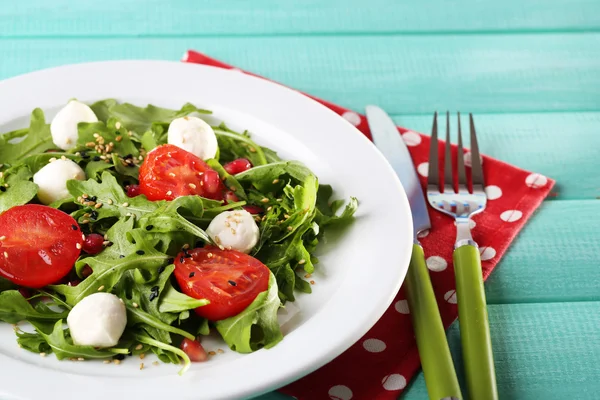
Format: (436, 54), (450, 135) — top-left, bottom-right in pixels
(402, 302), (600, 399)
(1, 34), (600, 115)
(2, 0), (600, 36)
(484, 200), (600, 304)
(392, 112), (600, 200)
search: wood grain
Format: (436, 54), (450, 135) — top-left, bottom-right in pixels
(1, 0), (599, 36)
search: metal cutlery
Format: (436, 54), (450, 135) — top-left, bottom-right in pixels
(427, 112), (498, 400)
(366, 105), (462, 400)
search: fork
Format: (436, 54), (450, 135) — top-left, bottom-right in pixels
(427, 112), (498, 400)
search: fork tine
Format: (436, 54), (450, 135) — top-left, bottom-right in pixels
(427, 112), (440, 189)
(444, 111), (453, 193)
(469, 113), (485, 190)
(456, 112), (467, 190)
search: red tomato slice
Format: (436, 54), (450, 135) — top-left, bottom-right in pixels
(139, 144), (224, 201)
(0, 204), (83, 289)
(174, 247), (270, 321)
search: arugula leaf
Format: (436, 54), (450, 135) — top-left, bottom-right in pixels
(67, 171), (159, 222)
(133, 331), (191, 375)
(90, 99), (118, 123)
(214, 124), (267, 166)
(215, 272), (283, 353)
(19, 152), (81, 174)
(77, 119), (139, 157)
(315, 184), (359, 227)
(107, 102), (211, 133)
(0, 291), (68, 324)
(16, 329), (51, 354)
(158, 279), (209, 313)
(235, 161), (313, 192)
(84, 160), (113, 179)
(0, 109), (57, 164)
(0, 164), (38, 213)
(140, 124), (167, 152)
(206, 159), (246, 199)
(24, 320), (126, 360)
(126, 305), (195, 341)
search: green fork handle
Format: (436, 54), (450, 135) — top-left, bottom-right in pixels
(454, 244), (498, 400)
(405, 244), (462, 400)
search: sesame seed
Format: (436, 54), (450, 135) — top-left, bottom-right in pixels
(136, 250), (145, 255)
(49, 157), (57, 162)
(277, 198), (283, 202)
(207, 253), (213, 258)
(138, 155), (143, 161)
(214, 236), (221, 245)
(94, 202), (103, 209)
(86, 142), (95, 147)
(231, 228), (236, 235)
(168, 172), (176, 177)
(135, 344), (143, 350)
(188, 183), (196, 189)
(103, 360), (111, 364)
(310, 280), (315, 285)
(153, 361), (160, 366)
(115, 122), (121, 129)
(66, 138), (72, 144)
(102, 241), (111, 246)
(228, 280), (237, 286)
(218, 245), (225, 250)
(304, 273), (312, 278)
(267, 206), (272, 211)
(188, 272), (195, 278)
(82, 219), (90, 224)
(287, 226), (293, 231)
(115, 135), (122, 142)
(132, 302), (139, 308)
(3, 183), (8, 188)
(113, 359), (121, 365)
(0, 236), (5, 241)
(126, 213), (132, 217)
(254, 216), (261, 222)
(182, 243), (190, 250)
(299, 259), (306, 265)
(128, 131), (133, 136)
(0, 172), (3, 178)
(107, 199), (113, 205)
(76, 243), (82, 250)
(139, 363), (144, 370)
(260, 198), (269, 203)
(39, 352), (46, 357)
(139, 353), (146, 360)
(61, 156), (67, 161)
(166, 191), (172, 196)
(122, 202), (129, 207)
(272, 179), (279, 184)
(97, 285), (105, 291)
(249, 147), (256, 153)
(217, 349), (224, 354)
(3, 252), (8, 258)
(208, 351), (216, 356)
(284, 214), (290, 219)
(93, 133), (100, 138)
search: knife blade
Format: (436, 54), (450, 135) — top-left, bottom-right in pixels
(366, 105), (463, 400)
(366, 105), (430, 239)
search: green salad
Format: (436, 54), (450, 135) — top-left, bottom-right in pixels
(0, 99), (357, 374)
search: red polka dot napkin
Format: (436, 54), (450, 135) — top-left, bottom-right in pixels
(182, 50), (555, 400)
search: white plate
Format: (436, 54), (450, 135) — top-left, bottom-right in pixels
(0, 61), (412, 400)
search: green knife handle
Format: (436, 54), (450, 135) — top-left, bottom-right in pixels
(453, 244), (498, 400)
(406, 244), (462, 400)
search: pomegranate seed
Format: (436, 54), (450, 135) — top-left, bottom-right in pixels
(18, 288), (31, 298)
(80, 265), (93, 278)
(68, 279), (81, 287)
(180, 338), (208, 362)
(201, 170), (225, 199)
(223, 158), (252, 175)
(126, 184), (141, 197)
(82, 234), (104, 255)
(224, 191), (239, 204)
(243, 205), (263, 215)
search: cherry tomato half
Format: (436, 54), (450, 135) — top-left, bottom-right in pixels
(173, 247), (270, 321)
(0, 204), (83, 288)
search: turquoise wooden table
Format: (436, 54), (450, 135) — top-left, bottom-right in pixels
(2, 1), (599, 398)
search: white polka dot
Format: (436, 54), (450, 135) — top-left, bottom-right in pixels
(500, 210), (523, 222)
(464, 152), (483, 168)
(525, 173), (548, 189)
(417, 229), (429, 238)
(444, 290), (457, 304)
(181, 52), (189, 61)
(363, 338), (387, 353)
(342, 111), (361, 127)
(402, 131), (421, 146)
(328, 385), (353, 400)
(485, 185), (502, 200)
(394, 300), (410, 314)
(426, 256), (447, 272)
(417, 162), (429, 177)
(382, 374), (407, 391)
(479, 246), (496, 261)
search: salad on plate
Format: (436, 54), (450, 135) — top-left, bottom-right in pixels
(0, 99), (357, 374)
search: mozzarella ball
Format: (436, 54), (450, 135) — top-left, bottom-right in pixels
(50, 100), (98, 150)
(33, 159), (86, 205)
(206, 210), (260, 253)
(67, 293), (127, 348)
(167, 116), (218, 160)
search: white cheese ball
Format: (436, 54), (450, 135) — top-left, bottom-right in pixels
(50, 100), (98, 150)
(67, 293), (127, 348)
(206, 210), (260, 253)
(33, 159), (86, 205)
(167, 116), (218, 160)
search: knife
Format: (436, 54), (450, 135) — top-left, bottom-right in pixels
(366, 105), (462, 400)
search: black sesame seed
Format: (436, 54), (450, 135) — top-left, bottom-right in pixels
(145, 225), (154, 231)
(149, 292), (158, 302)
(114, 354), (125, 361)
(0, 187), (6, 192)
(106, 242), (113, 247)
(188, 272), (195, 278)
(80, 151), (90, 159)
(151, 286), (159, 292)
(228, 280), (237, 286)
(136, 250), (144, 255)
(119, 255), (125, 258)
(124, 154), (133, 160)
(88, 196), (97, 202)
(93, 156), (101, 161)
(166, 258), (174, 265)
(90, 211), (99, 220)
(71, 224), (78, 231)
(115, 131), (120, 135)
(158, 266), (165, 274)
(179, 256), (185, 263)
